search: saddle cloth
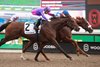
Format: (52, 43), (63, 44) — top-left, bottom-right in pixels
(24, 22), (40, 34)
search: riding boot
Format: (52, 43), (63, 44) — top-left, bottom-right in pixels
(36, 29), (39, 42)
(34, 18), (42, 30)
(34, 18), (42, 42)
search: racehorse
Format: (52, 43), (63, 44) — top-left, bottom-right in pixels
(29, 17), (93, 61)
(56, 17), (93, 56)
(0, 16), (80, 61)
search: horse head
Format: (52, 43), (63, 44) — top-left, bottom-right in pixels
(63, 16), (80, 32)
(48, 16), (80, 32)
(76, 17), (93, 33)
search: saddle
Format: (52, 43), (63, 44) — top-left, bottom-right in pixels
(24, 22), (41, 34)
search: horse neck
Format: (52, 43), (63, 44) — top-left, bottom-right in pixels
(75, 19), (81, 26)
(50, 18), (66, 31)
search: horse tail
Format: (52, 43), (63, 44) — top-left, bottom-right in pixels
(0, 22), (11, 32)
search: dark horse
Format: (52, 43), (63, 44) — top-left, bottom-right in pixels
(29, 17), (93, 61)
(0, 16), (80, 61)
(57, 17), (93, 56)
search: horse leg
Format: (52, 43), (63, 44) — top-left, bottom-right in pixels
(35, 43), (50, 61)
(65, 37), (89, 57)
(22, 41), (50, 61)
(0, 35), (19, 46)
(49, 38), (72, 60)
(22, 41), (33, 53)
(35, 39), (72, 61)
(0, 38), (8, 46)
(0, 35), (24, 59)
(21, 41), (34, 60)
(41, 50), (50, 61)
(34, 43), (46, 61)
(39, 43), (50, 61)
(22, 40), (49, 61)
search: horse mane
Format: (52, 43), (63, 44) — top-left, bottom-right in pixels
(50, 16), (60, 20)
(42, 15), (77, 31)
(76, 16), (91, 27)
(49, 13), (72, 20)
(76, 16), (84, 23)
(76, 16), (84, 20)
(42, 16), (70, 29)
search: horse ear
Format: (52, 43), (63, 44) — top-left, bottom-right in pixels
(76, 16), (80, 19)
(82, 17), (84, 19)
(76, 17), (81, 23)
(76, 18), (80, 22)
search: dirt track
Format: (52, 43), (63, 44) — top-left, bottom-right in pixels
(0, 52), (100, 67)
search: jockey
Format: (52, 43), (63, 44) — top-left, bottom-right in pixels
(31, 6), (55, 30)
(56, 10), (70, 17)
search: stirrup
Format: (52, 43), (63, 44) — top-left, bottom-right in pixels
(34, 26), (39, 30)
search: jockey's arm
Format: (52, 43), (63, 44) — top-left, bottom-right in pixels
(48, 12), (55, 16)
(48, 12), (56, 19)
(41, 12), (48, 21)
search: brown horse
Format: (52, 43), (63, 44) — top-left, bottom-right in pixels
(0, 16), (80, 61)
(57, 17), (93, 56)
(30, 17), (93, 61)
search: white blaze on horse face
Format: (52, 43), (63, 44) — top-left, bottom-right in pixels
(88, 25), (92, 28)
(87, 21), (92, 28)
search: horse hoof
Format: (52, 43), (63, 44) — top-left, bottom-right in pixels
(46, 58), (50, 61)
(35, 58), (39, 62)
(69, 57), (73, 61)
(86, 54), (90, 57)
(21, 57), (27, 60)
(20, 56), (27, 60)
(69, 58), (73, 61)
(76, 53), (80, 56)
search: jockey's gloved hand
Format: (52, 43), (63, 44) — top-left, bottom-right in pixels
(52, 15), (56, 19)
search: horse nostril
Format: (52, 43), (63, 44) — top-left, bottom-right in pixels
(77, 27), (80, 31)
(89, 29), (93, 33)
(74, 27), (80, 31)
(76, 27), (80, 31)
